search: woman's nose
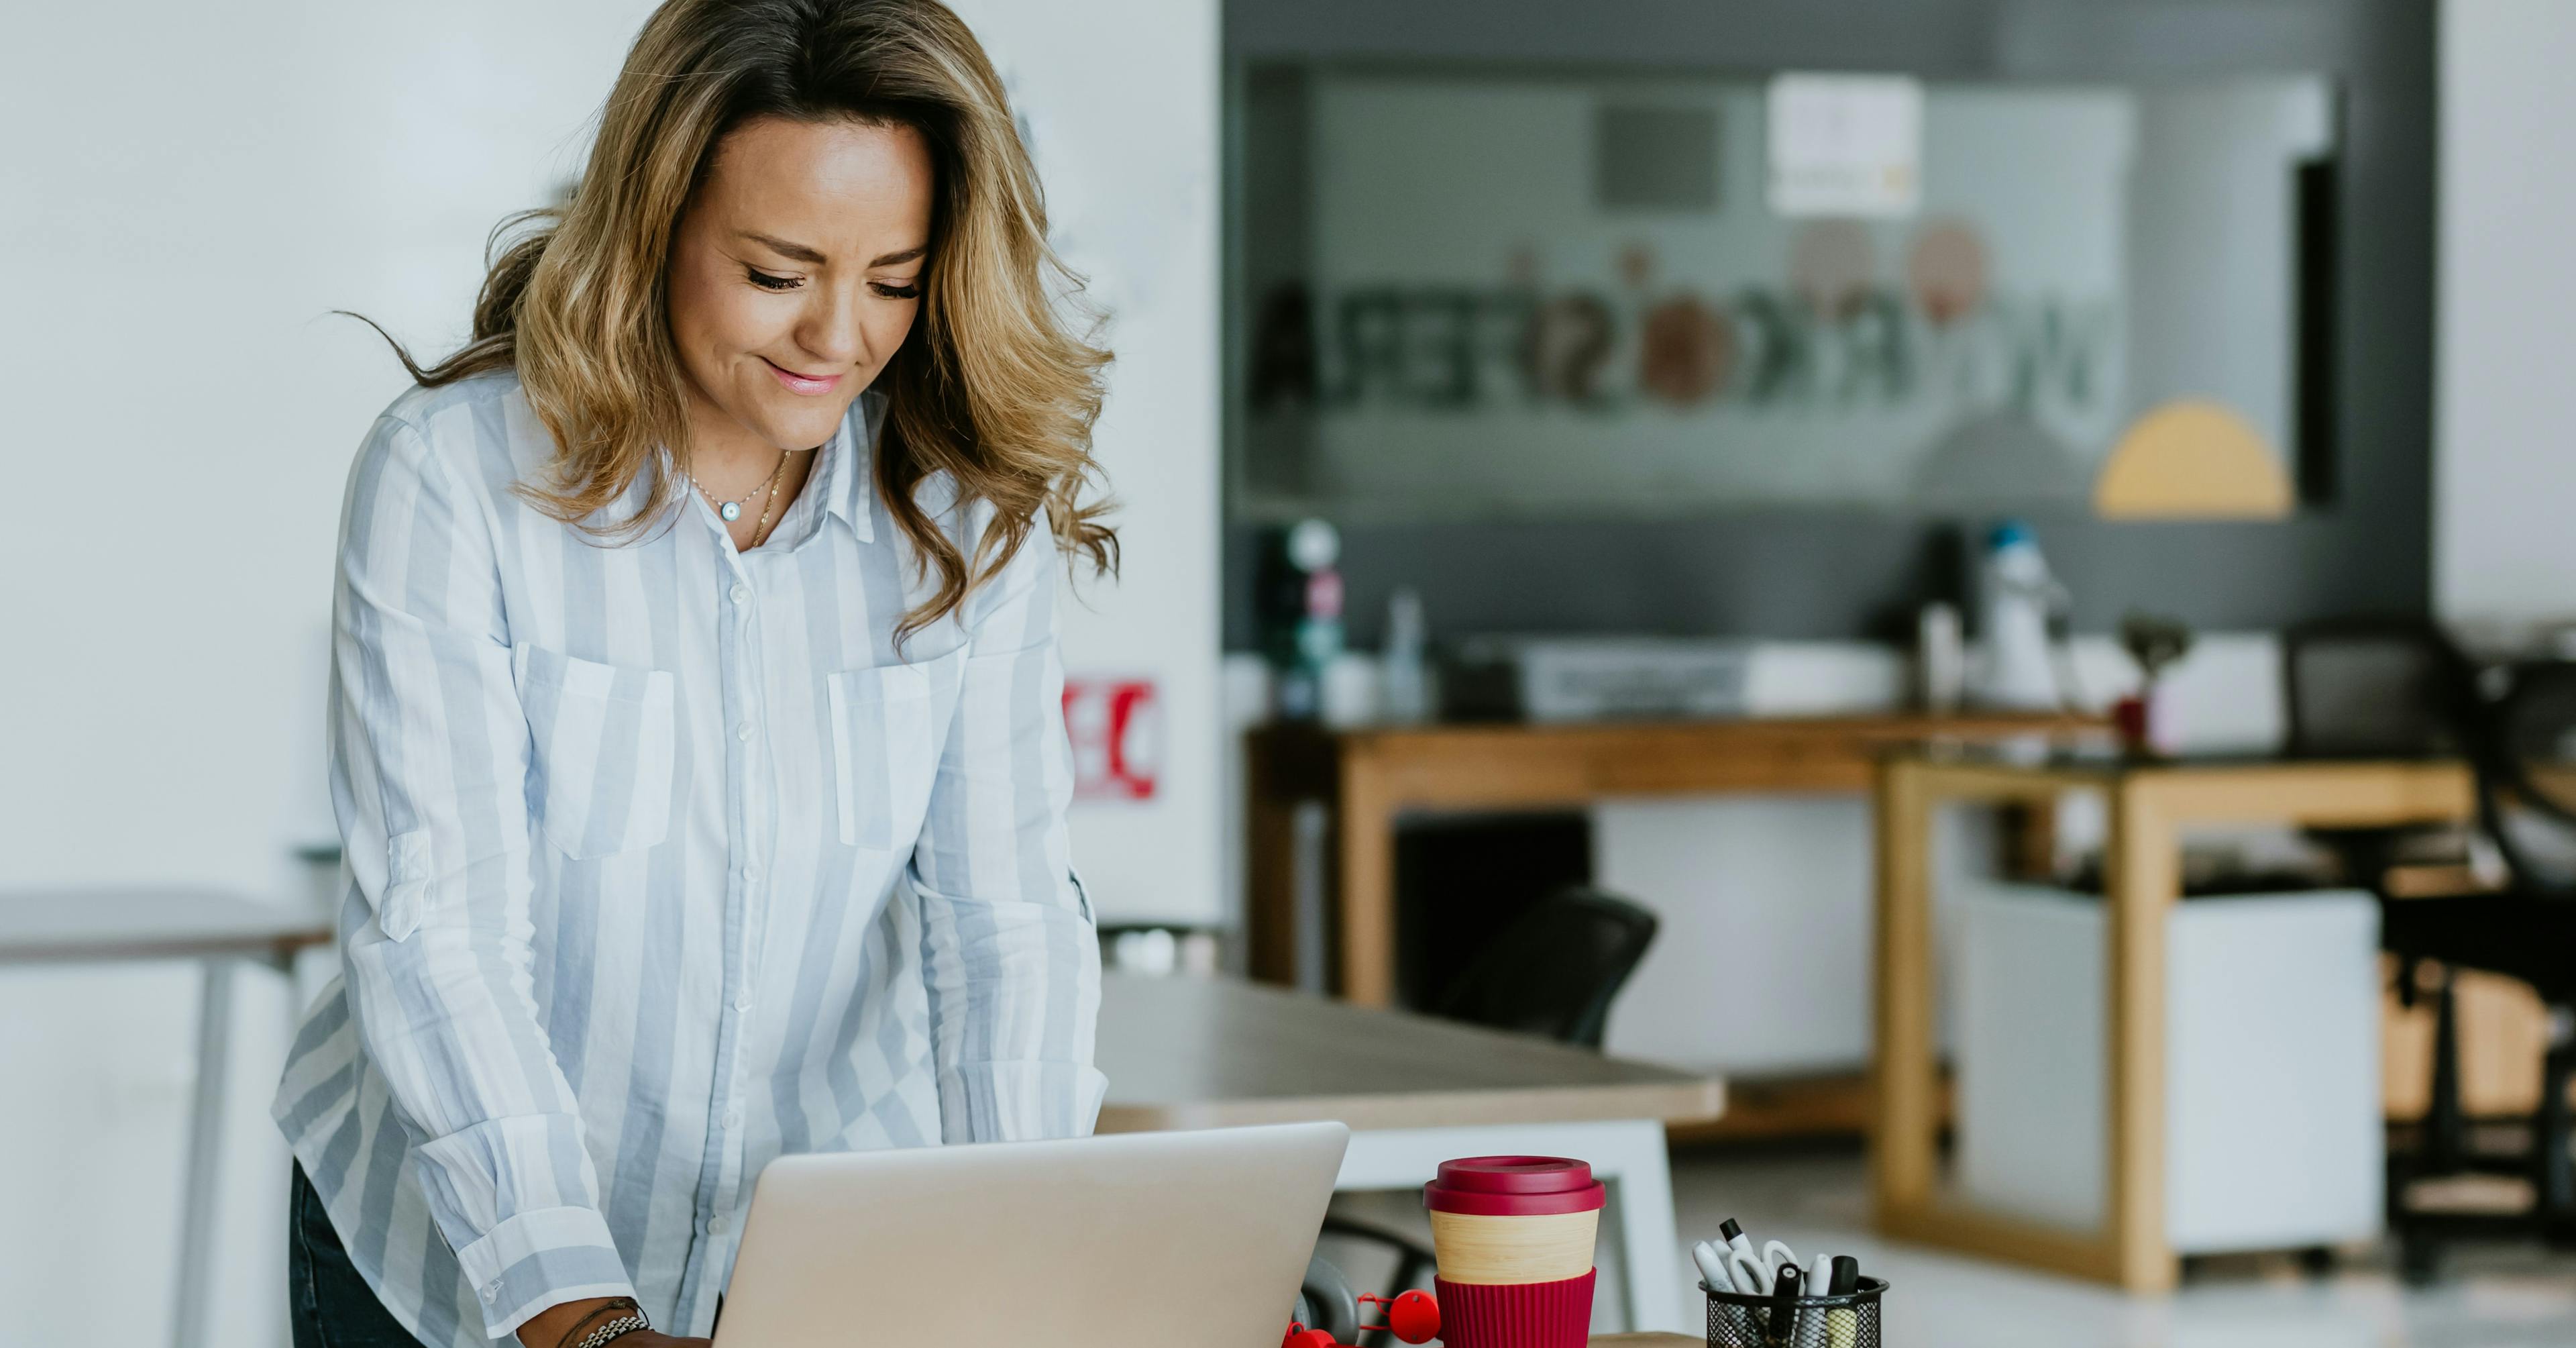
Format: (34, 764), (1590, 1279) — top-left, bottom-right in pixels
(797, 282), (869, 367)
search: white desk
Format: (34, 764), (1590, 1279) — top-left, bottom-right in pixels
(0, 890), (332, 1348)
(1096, 974), (1725, 1333)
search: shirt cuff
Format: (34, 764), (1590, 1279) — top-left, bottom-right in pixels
(451, 1204), (637, 1341)
(935, 1061), (1109, 1143)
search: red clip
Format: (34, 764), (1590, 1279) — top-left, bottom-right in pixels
(1283, 1288), (1440, 1348)
(1358, 1290), (1442, 1345)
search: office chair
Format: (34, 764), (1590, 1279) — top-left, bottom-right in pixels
(2379, 660), (2576, 1280)
(2281, 619), (2491, 1199)
(1431, 884), (1660, 1049)
(2282, 617), (2479, 887)
(2283, 617), (2479, 762)
(1313, 886), (1658, 1340)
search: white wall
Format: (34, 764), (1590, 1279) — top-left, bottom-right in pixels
(3, 9), (651, 1343)
(953, 0), (1225, 928)
(0, 1), (1218, 1341)
(2436, 0), (2576, 630)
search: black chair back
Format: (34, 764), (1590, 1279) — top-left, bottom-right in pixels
(1430, 886), (1657, 1048)
(2476, 660), (2576, 893)
(2282, 617), (2477, 759)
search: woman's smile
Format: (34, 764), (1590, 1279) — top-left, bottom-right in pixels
(762, 356), (843, 396)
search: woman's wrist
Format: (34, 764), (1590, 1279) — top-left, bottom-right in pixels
(517, 1295), (643, 1348)
(559, 1300), (650, 1348)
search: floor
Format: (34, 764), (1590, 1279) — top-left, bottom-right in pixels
(1329, 1143), (2576, 1347)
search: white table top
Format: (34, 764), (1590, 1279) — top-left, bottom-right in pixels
(0, 889), (333, 965)
(1095, 973), (1725, 1133)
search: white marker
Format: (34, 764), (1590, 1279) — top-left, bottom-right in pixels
(1693, 1240), (1737, 1293)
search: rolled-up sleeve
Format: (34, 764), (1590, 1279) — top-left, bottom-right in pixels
(908, 510), (1108, 1143)
(329, 413), (635, 1338)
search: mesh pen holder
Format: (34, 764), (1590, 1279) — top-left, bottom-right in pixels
(1703, 1276), (1887, 1348)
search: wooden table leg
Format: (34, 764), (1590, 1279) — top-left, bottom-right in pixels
(2104, 779), (2180, 1292)
(2002, 800), (2061, 882)
(1246, 732), (1301, 987)
(1335, 751), (1398, 1007)
(1870, 759), (1938, 1217)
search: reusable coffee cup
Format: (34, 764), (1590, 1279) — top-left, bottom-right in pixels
(1423, 1156), (1605, 1348)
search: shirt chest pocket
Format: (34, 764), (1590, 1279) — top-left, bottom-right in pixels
(827, 649), (967, 851)
(513, 644), (680, 861)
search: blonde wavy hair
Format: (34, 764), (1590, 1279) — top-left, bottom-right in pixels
(378, 0), (1114, 638)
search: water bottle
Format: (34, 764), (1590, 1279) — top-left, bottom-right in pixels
(1380, 588), (1432, 724)
(1974, 521), (2061, 711)
(1268, 519), (1343, 721)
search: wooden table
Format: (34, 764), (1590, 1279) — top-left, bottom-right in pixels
(1246, 713), (2094, 1006)
(1868, 754), (2476, 1292)
(1097, 974), (1724, 1332)
(1, 889), (333, 1348)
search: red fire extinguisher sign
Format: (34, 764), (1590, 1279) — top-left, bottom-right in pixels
(1062, 676), (1161, 800)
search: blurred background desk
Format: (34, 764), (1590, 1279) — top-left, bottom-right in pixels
(1246, 713), (2096, 1008)
(1097, 973), (1724, 1331)
(0, 890), (331, 1348)
(1868, 754), (2476, 1292)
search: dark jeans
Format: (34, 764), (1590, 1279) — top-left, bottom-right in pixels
(289, 1162), (429, 1348)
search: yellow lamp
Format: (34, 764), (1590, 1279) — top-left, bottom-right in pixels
(2093, 401), (2294, 520)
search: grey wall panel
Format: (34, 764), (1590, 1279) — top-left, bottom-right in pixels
(1220, 0), (2434, 650)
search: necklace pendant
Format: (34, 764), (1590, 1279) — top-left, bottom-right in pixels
(720, 502), (742, 522)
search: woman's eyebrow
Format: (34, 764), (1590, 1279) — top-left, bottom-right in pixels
(740, 231), (828, 264)
(738, 234), (926, 269)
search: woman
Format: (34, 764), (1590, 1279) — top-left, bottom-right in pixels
(270, 3), (1113, 1345)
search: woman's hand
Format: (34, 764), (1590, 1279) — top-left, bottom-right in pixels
(517, 1298), (711, 1348)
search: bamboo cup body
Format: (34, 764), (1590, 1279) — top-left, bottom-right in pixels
(1427, 1208), (1601, 1284)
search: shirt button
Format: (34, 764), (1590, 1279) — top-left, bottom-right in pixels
(743, 863), (762, 881)
(735, 995), (754, 1013)
(709, 1213), (731, 1235)
(735, 720), (754, 741)
(729, 583), (750, 605)
(725, 1106), (744, 1128)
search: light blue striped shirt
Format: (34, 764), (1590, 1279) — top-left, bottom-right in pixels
(271, 370), (1104, 1345)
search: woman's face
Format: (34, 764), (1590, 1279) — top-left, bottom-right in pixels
(667, 115), (934, 458)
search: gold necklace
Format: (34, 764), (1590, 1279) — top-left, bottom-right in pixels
(687, 448), (790, 523)
(747, 448), (812, 549)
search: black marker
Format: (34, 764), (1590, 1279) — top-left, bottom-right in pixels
(1825, 1256), (1862, 1348)
(1764, 1263), (1803, 1347)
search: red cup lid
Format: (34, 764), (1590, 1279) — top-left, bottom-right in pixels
(1424, 1156), (1607, 1216)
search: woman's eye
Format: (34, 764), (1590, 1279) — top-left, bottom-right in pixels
(871, 281), (922, 300)
(745, 267), (803, 292)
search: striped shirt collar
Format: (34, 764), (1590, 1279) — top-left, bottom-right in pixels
(648, 388), (881, 546)
(636, 384), (881, 549)
(824, 388), (883, 544)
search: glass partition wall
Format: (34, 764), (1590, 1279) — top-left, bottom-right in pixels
(1232, 68), (2341, 524)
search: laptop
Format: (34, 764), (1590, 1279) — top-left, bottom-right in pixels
(713, 1121), (1350, 1347)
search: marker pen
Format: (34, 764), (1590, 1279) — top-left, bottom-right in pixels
(1719, 1218), (1756, 1262)
(1692, 1240), (1736, 1294)
(1764, 1263), (1803, 1348)
(1825, 1255), (1862, 1348)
